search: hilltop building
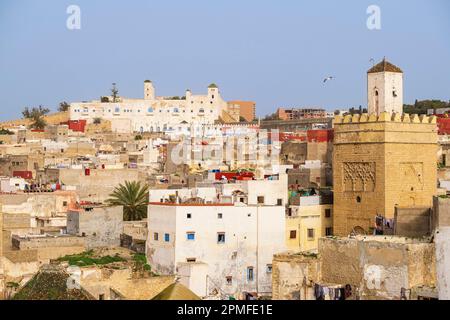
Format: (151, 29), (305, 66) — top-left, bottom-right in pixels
(70, 81), (229, 134)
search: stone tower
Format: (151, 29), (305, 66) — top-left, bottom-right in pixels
(144, 80), (155, 100)
(332, 112), (437, 236)
(367, 58), (403, 115)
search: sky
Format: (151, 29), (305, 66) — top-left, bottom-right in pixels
(0, 0), (449, 120)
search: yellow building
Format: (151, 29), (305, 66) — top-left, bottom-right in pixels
(286, 196), (333, 252)
(333, 112), (437, 236)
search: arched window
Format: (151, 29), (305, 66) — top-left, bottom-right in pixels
(199, 108), (205, 113)
(147, 107), (153, 113)
(114, 107), (120, 113)
(173, 107), (179, 113)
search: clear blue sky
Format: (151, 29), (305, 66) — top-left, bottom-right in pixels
(0, 0), (449, 120)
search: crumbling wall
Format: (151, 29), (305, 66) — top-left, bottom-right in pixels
(319, 237), (436, 300)
(273, 237), (437, 300)
(435, 227), (450, 300)
(272, 252), (319, 300)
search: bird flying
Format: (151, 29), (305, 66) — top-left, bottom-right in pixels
(323, 76), (335, 83)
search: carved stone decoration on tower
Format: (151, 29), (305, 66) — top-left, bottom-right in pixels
(343, 162), (376, 192)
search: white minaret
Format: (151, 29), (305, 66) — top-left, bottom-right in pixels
(207, 83), (219, 101)
(367, 58), (403, 115)
(144, 80), (155, 100)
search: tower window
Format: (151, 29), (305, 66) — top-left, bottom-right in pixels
(356, 196), (361, 203)
(307, 228), (315, 240)
(393, 90), (397, 97)
(375, 90), (379, 96)
(247, 267), (254, 281)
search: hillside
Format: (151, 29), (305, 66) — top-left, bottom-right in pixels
(0, 111), (70, 128)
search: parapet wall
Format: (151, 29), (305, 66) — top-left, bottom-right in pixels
(333, 112), (437, 125)
(333, 112), (438, 145)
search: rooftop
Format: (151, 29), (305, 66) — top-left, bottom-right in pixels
(367, 58), (403, 74)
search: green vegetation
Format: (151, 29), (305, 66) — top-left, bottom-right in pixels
(0, 128), (14, 135)
(12, 269), (91, 300)
(6, 282), (20, 288)
(133, 253), (152, 272)
(111, 83), (119, 103)
(57, 250), (126, 267)
(299, 251), (318, 258)
(58, 101), (70, 112)
(263, 113), (281, 121)
(135, 134), (143, 140)
(22, 105), (50, 130)
(347, 106), (368, 115)
(106, 181), (149, 221)
(93, 117), (102, 124)
(404, 99), (450, 115)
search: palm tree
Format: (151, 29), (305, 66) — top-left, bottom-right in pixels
(106, 181), (149, 221)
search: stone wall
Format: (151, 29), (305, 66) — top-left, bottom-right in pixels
(273, 236), (437, 300)
(67, 206), (123, 249)
(272, 252), (319, 300)
(432, 196), (450, 230)
(307, 141), (332, 164)
(394, 207), (431, 237)
(319, 236), (436, 300)
(280, 142), (307, 166)
(58, 169), (143, 202)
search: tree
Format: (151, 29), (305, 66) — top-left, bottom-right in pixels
(93, 117), (102, 124)
(404, 99), (450, 115)
(22, 105), (50, 130)
(106, 181), (149, 221)
(263, 113), (280, 121)
(58, 102), (70, 112)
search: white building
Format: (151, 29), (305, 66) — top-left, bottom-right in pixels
(70, 81), (229, 134)
(146, 172), (289, 299)
(0, 177), (28, 192)
(146, 202), (285, 299)
(367, 58), (403, 115)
